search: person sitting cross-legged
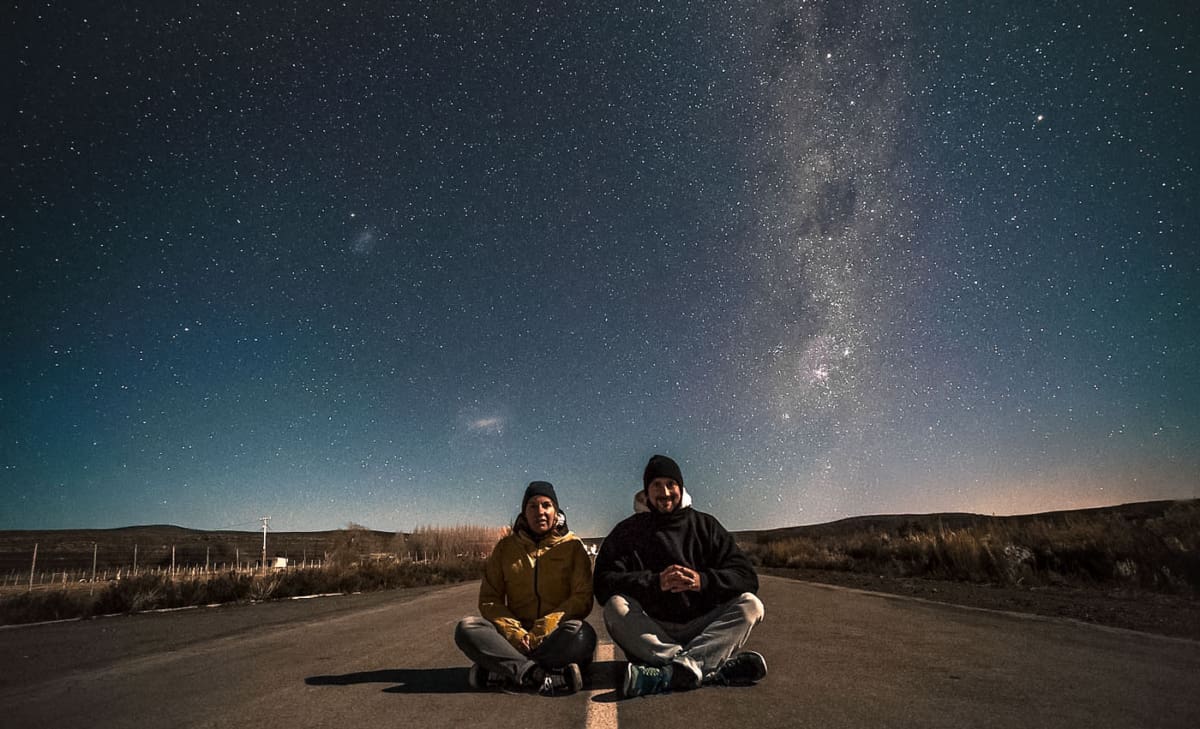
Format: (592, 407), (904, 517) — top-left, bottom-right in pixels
(594, 454), (767, 698)
(455, 481), (597, 695)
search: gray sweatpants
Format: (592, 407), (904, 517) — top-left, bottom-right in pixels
(454, 616), (597, 685)
(603, 592), (764, 684)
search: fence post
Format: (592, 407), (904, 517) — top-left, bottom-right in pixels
(28, 544), (38, 592)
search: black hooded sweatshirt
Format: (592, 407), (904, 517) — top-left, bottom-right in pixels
(593, 503), (758, 623)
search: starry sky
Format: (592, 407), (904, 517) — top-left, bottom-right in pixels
(4, 2), (1197, 537)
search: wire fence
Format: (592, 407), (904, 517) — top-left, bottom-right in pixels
(0, 550), (493, 595)
(0, 560), (327, 593)
(0, 525), (510, 595)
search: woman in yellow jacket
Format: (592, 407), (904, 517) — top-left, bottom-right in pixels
(455, 481), (596, 695)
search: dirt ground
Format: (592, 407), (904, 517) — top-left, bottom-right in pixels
(763, 567), (1200, 642)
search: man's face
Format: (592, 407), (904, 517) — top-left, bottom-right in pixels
(524, 495), (557, 535)
(646, 477), (682, 513)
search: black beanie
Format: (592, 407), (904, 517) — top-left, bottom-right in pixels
(642, 454), (684, 490)
(523, 481), (560, 510)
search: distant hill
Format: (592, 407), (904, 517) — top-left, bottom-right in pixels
(4, 499), (1194, 574)
(733, 498), (1199, 598)
(0, 525), (399, 573)
(732, 499), (1194, 543)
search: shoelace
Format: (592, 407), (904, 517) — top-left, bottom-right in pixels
(539, 674), (566, 695)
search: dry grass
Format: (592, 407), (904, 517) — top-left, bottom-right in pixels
(0, 525), (499, 626)
(406, 524), (510, 560)
(742, 500), (1200, 594)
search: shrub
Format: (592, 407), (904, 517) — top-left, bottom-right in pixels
(744, 500), (1200, 594)
(0, 555), (487, 626)
(0, 590), (92, 624)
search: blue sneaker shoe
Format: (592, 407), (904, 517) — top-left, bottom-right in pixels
(622, 663), (674, 697)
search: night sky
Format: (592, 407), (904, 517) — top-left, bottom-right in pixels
(4, 2), (1197, 537)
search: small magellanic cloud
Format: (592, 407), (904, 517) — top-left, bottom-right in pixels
(467, 416), (504, 434)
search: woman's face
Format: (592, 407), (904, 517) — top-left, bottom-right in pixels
(524, 495), (558, 535)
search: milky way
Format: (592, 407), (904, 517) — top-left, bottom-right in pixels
(737, 3), (915, 505)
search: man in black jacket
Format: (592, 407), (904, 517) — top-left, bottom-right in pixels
(594, 454), (767, 698)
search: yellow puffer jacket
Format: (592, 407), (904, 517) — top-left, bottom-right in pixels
(479, 528), (593, 651)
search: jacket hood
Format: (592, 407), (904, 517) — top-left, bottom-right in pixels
(633, 488), (693, 514)
(511, 526), (579, 553)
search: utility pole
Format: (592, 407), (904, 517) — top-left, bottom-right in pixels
(260, 516), (271, 571)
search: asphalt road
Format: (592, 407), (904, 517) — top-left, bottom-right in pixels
(1, 576), (1197, 728)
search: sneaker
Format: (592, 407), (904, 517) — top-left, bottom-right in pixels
(621, 663), (674, 698)
(533, 664), (582, 696)
(467, 663), (503, 690)
(708, 651), (767, 686)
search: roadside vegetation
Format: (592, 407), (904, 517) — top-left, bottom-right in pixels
(741, 499), (1200, 594)
(0, 525), (504, 626)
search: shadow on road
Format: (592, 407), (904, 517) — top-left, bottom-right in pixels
(306, 667), (472, 694)
(305, 660), (627, 696)
(584, 659), (624, 695)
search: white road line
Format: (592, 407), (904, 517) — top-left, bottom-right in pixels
(585, 642), (618, 729)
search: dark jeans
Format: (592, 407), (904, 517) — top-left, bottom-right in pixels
(454, 616), (597, 685)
